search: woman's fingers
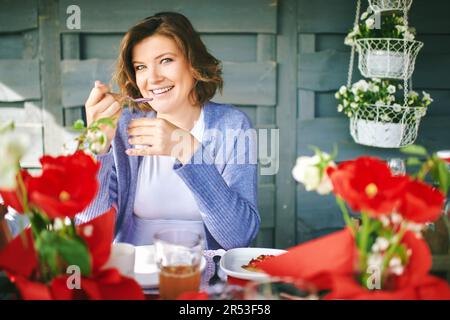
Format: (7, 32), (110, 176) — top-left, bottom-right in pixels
(125, 146), (157, 157)
(128, 135), (155, 146)
(99, 100), (121, 119)
(127, 126), (156, 136)
(128, 118), (160, 129)
(85, 81), (110, 107)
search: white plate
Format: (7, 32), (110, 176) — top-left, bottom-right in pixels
(133, 245), (206, 289)
(220, 247), (287, 281)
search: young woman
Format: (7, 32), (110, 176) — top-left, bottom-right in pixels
(78, 12), (260, 250)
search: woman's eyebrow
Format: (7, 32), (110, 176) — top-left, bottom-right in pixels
(154, 52), (176, 60)
(132, 52), (176, 64)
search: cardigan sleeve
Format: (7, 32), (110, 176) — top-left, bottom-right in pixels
(174, 117), (260, 250)
(75, 150), (119, 224)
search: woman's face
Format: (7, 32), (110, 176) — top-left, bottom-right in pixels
(132, 34), (196, 114)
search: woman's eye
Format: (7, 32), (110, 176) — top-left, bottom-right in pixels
(161, 58), (173, 64)
(134, 65), (145, 71)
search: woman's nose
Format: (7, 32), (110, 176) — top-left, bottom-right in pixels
(146, 66), (164, 84)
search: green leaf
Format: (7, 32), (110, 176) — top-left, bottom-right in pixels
(406, 157), (422, 166)
(400, 145), (428, 157)
(35, 230), (59, 277)
(56, 234), (92, 277)
(431, 159), (450, 194)
(93, 117), (115, 128)
(72, 119), (85, 131)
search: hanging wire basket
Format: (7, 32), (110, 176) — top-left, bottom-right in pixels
(369, 0), (413, 12)
(350, 104), (426, 148)
(356, 38), (423, 79)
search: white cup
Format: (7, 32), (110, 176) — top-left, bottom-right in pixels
(104, 243), (136, 276)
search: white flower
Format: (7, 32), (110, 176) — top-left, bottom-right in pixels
(83, 225), (94, 237)
(343, 99), (349, 107)
(395, 25), (408, 33)
(350, 102), (358, 109)
(369, 84), (380, 93)
(355, 95), (360, 102)
(387, 85), (396, 94)
(379, 215), (390, 227)
(368, 254), (383, 269)
(380, 114), (391, 122)
(360, 11), (369, 20)
(353, 80), (369, 92)
(393, 103), (402, 112)
(422, 91), (433, 103)
(408, 91), (419, 99)
(365, 18), (375, 29)
(53, 218), (64, 231)
(337, 104), (344, 112)
(404, 31), (415, 41)
(346, 111), (353, 117)
(86, 130), (107, 154)
(0, 132), (30, 190)
(339, 86), (347, 95)
(292, 155), (334, 195)
(375, 100), (384, 107)
(335, 92), (340, 99)
(391, 212), (403, 225)
(389, 256), (404, 275)
(374, 237), (390, 252)
(344, 36), (355, 46)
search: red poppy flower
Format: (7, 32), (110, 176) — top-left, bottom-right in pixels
(397, 179), (445, 223)
(26, 151), (100, 219)
(0, 170), (32, 213)
(327, 157), (409, 216)
(0, 208), (144, 300)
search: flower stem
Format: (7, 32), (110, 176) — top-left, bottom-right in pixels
(336, 196), (356, 235)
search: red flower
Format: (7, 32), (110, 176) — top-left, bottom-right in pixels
(0, 170), (32, 213)
(0, 151), (100, 219)
(259, 228), (450, 300)
(397, 179), (445, 223)
(327, 157), (409, 216)
(0, 208), (144, 300)
(26, 151), (100, 219)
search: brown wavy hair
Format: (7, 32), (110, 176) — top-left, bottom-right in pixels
(113, 12), (223, 112)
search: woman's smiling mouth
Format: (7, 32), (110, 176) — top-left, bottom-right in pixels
(151, 86), (174, 96)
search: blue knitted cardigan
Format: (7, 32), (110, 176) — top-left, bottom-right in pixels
(76, 101), (260, 250)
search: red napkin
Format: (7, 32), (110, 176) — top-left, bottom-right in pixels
(257, 228), (355, 290)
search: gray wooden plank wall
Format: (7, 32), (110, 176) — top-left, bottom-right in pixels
(296, 0), (450, 243)
(0, 0), (43, 168)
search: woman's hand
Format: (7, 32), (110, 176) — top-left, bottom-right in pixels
(84, 80), (122, 154)
(126, 117), (200, 164)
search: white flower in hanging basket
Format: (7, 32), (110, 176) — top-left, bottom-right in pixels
(335, 80), (433, 148)
(369, 0), (413, 13)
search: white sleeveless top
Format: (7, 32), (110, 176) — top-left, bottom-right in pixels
(133, 109), (205, 222)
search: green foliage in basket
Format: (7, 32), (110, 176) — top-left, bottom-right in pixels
(335, 79), (433, 122)
(345, 11), (416, 46)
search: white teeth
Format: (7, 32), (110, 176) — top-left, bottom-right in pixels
(152, 86), (173, 95)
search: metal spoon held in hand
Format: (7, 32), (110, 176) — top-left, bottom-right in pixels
(110, 93), (153, 104)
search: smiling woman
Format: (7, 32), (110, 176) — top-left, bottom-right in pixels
(76, 12), (261, 251)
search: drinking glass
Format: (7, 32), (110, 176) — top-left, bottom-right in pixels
(387, 158), (406, 176)
(154, 229), (204, 300)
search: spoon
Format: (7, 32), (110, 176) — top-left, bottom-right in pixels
(110, 93), (153, 103)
